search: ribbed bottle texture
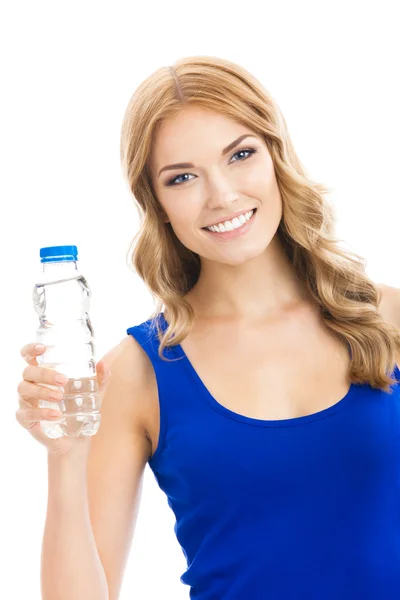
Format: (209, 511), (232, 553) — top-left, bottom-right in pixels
(33, 246), (101, 438)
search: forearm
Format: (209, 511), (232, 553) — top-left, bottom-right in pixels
(41, 452), (108, 600)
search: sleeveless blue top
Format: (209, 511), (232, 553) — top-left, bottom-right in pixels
(127, 313), (400, 599)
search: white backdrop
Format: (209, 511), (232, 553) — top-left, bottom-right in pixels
(1, 1), (399, 598)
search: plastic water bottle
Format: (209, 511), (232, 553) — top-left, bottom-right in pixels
(33, 245), (101, 439)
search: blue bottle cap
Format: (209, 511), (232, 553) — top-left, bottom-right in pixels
(40, 245), (78, 263)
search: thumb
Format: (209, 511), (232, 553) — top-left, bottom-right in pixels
(96, 360), (111, 391)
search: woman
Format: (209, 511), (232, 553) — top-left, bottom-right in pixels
(17, 56), (400, 599)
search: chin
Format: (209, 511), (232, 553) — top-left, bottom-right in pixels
(204, 241), (271, 267)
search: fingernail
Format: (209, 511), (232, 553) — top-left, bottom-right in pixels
(49, 410), (62, 417)
(35, 344), (45, 352)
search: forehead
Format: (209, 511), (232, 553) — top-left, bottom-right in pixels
(150, 105), (256, 165)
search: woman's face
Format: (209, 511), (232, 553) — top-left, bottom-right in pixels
(149, 104), (283, 266)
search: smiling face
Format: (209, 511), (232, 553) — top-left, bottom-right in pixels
(148, 104), (283, 266)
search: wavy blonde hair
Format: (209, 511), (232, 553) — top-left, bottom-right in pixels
(120, 55), (400, 390)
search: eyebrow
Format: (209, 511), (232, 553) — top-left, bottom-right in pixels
(157, 134), (258, 177)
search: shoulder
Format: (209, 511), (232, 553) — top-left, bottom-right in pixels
(376, 282), (400, 368)
(100, 333), (157, 450)
(376, 282), (400, 329)
(102, 333), (154, 383)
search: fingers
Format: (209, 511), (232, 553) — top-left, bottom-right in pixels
(19, 344), (66, 410)
(17, 380), (64, 404)
(21, 343), (46, 366)
(20, 346), (111, 408)
(22, 364), (68, 387)
(15, 407), (62, 430)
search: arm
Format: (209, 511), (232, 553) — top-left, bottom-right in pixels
(85, 336), (154, 599)
(41, 335), (153, 600)
(42, 451), (110, 600)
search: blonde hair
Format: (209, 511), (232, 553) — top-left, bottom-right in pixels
(120, 55), (400, 390)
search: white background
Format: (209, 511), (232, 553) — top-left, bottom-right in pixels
(1, 1), (399, 598)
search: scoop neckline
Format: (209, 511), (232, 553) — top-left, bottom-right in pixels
(158, 312), (357, 428)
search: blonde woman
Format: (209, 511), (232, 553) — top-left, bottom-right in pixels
(17, 56), (400, 599)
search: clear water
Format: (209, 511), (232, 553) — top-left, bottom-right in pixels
(39, 373), (101, 438)
(33, 271), (101, 438)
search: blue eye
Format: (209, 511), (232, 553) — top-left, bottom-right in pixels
(230, 148), (256, 163)
(167, 172), (195, 186)
(165, 147), (257, 187)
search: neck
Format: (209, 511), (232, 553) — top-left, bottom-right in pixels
(184, 234), (313, 322)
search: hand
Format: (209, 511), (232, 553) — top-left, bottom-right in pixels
(15, 344), (111, 458)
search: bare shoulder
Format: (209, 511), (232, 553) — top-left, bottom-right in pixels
(376, 282), (400, 369)
(103, 333), (154, 387)
(100, 333), (156, 455)
(376, 282), (400, 329)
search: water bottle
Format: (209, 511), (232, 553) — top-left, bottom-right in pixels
(33, 245), (101, 439)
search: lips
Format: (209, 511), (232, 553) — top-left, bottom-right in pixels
(202, 207), (257, 240)
(202, 208), (257, 230)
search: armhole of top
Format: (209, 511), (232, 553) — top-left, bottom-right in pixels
(126, 325), (168, 468)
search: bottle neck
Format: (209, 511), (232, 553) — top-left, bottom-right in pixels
(41, 260), (79, 278)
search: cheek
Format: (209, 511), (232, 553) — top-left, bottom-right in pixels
(168, 217), (205, 256)
(163, 187), (204, 227)
(169, 205), (198, 229)
(239, 155), (273, 189)
(165, 205), (202, 246)
(251, 164), (281, 203)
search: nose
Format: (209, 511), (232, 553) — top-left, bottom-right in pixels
(205, 171), (240, 210)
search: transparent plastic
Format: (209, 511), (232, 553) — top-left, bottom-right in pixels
(33, 258), (101, 438)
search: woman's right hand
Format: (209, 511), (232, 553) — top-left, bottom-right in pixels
(15, 343), (111, 459)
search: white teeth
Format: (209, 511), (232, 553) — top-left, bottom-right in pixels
(206, 209), (254, 233)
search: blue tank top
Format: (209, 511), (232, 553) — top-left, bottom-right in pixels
(127, 313), (400, 599)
